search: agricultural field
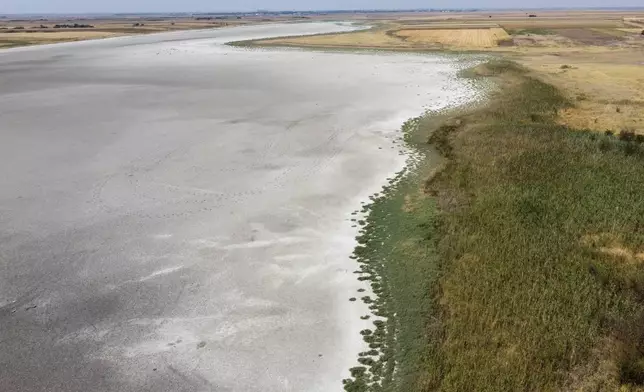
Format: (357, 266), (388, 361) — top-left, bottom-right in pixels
(250, 10), (644, 51)
(256, 28), (410, 49)
(394, 27), (510, 48)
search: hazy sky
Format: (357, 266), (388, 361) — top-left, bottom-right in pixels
(3, 0), (642, 14)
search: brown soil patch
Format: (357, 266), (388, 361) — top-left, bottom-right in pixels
(554, 28), (623, 45)
(500, 19), (624, 30)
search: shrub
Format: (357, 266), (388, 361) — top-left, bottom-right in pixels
(622, 141), (639, 155)
(618, 129), (636, 142)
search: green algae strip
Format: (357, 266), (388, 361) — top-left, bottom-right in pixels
(342, 115), (450, 392)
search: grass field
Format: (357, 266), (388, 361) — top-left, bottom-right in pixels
(422, 60), (644, 391)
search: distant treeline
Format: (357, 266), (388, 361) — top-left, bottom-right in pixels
(53, 23), (94, 29)
(194, 16), (242, 20)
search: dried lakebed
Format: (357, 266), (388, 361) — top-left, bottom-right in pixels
(0, 23), (479, 391)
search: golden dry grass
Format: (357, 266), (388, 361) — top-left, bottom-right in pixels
(394, 27), (510, 48)
(519, 53), (644, 133)
(256, 26), (513, 50)
(257, 29), (410, 49)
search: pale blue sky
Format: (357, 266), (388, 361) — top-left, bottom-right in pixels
(3, 0), (642, 14)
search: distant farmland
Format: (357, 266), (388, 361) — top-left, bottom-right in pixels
(394, 27), (510, 48)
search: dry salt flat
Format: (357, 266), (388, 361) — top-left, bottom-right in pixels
(0, 22), (478, 392)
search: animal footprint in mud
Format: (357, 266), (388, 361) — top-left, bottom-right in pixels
(167, 339), (182, 347)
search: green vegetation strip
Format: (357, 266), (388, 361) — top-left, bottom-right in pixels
(345, 60), (644, 392)
(506, 28), (556, 35)
(343, 116), (445, 392)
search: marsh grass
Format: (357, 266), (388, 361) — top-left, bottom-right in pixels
(507, 28), (556, 35)
(426, 60), (644, 391)
(343, 115), (448, 392)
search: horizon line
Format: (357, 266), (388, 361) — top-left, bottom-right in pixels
(2, 6), (644, 17)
